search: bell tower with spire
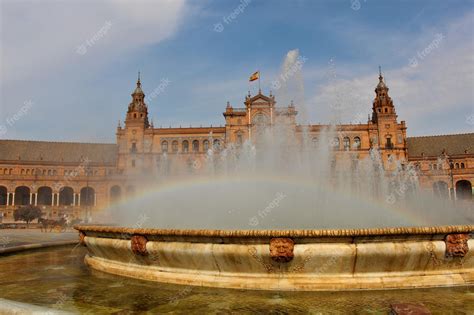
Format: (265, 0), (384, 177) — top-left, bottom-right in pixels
(116, 72), (152, 175)
(371, 67), (396, 124)
(125, 72), (150, 128)
(368, 67), (407, 162)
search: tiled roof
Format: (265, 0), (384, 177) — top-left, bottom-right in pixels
(407, 133), (473, 158)
(0, 140), (117, 164)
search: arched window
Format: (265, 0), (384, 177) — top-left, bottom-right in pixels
(456, 180), (472, 200)
(455, 163), (459, 169)
(192, 140), (199, 152)
(80, 187), (95, 207)
(343, 137), (350, 150)
(172, 141), (178, 153)
(353, 137), (361, 150)
(461, 163), (465, 169)
(331, 137), (340, 150)
(14, 186), (30, 206)
(182, 140), (189, 153)
(203, 140), (209, 152)
(161, 141), (168, 153)
(0, 186), (7, 206)
(37, 186), (53, 206)
(213, 139), (221, 151)
(59, 187), (74, 206)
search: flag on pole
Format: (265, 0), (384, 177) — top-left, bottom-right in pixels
(249, 71), (259, 82)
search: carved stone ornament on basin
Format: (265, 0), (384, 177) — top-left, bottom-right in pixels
(75, 224), (474, 291)
(445, 233), (469, 258)
(270, 238), (294, 262)
(131, 235), (148, 256)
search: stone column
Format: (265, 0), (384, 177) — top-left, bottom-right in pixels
(30, 193), (33, 205)
(56, 193), (60, 206)
(6, 193), (10, 206)
(51, 194), (55, 206)
(94, 193), (97, 207)
(78, 194), (81, 206)
(34, 193), (38, 206)
(12, 193), (15, 206)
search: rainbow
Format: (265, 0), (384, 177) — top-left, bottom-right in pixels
(100, 174), (430, 229)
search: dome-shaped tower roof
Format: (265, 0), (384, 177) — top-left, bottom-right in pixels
(132, 72), (144, 96)
(375, 66), (389, 92)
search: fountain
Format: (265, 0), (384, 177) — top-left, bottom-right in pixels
(75, 125), (474, 291)
(75, 52), (473, 291)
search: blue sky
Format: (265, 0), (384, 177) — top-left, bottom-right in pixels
(1, 0), (473, 142)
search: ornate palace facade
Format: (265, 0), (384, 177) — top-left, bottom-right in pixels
(0, 73), (472, 219)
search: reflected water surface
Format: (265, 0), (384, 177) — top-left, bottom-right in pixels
(0, 246), (473, 314)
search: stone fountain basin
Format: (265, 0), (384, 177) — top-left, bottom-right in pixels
(75, 225), (474, 291)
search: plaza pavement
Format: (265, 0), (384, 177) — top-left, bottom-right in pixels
(0, 229), (78, 254)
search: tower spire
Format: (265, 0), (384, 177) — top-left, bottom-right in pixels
(137, 71), (141, 87)
(378, 65), (384, 82)
(371, 68), (395, 123)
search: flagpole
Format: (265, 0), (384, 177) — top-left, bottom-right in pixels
(258, 71), (261, 93)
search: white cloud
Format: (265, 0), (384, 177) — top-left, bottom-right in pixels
(0, 0), (187, 105)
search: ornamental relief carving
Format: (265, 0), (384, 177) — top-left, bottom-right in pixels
(131, 235), (148, 256)
(269, 238), (294, 263)
(445, 233), (469, 258)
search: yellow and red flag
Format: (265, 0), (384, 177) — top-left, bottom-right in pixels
(249, 71), (259, 82)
